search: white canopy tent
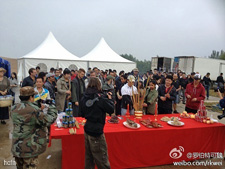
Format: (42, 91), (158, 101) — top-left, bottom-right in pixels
(81, 38), (136, 72)
(17, 32), (87, 82)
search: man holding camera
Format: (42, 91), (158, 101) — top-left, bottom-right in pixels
(11, 86), (58, 169)
(80, 77), (114, 169)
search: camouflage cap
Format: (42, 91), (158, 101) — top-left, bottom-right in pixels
(106, 75), (115, 80)
(20, 86), (36, 96)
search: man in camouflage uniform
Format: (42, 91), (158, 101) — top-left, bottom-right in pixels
(11, 86), (58, 169)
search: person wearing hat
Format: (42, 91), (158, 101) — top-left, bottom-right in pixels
(11, 86), (57, 169)
(158, 75), (176, 114)
(0, 67), (10, 124)
(121, 75), (138, 115)
(102, 75), (116, 101)
(45, 73), (56, 100)
(185, 74), (205, 113)
(132, 68), (142, 86)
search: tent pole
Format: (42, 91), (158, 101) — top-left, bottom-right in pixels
(87, 61), (89, 71)
(23, 59), (26, 80)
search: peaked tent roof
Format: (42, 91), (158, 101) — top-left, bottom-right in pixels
(20, 32), (80, 60)
(81, 38), (134, 63)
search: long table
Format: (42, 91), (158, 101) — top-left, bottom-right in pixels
(50, 114), (225, 169)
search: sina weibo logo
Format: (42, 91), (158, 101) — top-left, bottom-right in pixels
(169, 146), (184, 159)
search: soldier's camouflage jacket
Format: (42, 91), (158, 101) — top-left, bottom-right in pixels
(11, 101), (58, 158)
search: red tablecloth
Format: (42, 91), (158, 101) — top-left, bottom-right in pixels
(50, 114), (225, 169)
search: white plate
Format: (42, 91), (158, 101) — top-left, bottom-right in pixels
(123, 121), (140, 129)
(167, 121), (185, 127)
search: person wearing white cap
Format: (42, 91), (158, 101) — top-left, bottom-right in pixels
(185, 74), (205, 113)
(121, 75), (138, 115)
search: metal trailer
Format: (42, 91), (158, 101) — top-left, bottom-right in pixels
(151, 57), (173, 72)
(175, 56), (225, 81)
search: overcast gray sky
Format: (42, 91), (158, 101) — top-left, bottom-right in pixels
(0, 0), (225, 60)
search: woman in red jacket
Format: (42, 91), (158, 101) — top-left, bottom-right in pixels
(185, 74), (205, 113)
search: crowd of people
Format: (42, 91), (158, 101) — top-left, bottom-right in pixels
(19, 66), (210, 116)
(0, 67), (207, 122)
(1, 65), (225, 125)
(1, 65), (225, 169)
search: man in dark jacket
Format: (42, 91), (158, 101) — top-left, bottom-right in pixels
(216, 73), (224, 93)
(102, 75), (115, 101)
(71, 68), (85, 117)
(203, 72), (211, 100)
(22, 68), (36, 87)
(172, 74), (181, 113)
(158, 75), (176, 114)
(80, 77), (114, 169)
(188, 72), (195, 84)
(44, 73), (56, 100)
(179, 73), (188, 104)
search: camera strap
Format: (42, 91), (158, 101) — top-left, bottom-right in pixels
(85, 96), (100, 107)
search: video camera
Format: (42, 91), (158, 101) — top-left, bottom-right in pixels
(37, 99), (54, 108)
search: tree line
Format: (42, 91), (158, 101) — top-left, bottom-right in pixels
(208, 50), (225, 60)
(120, 54), (151, 74)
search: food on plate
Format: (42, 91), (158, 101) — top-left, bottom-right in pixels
(161, 116), (170, 122)
(108, 115), (119, 123)
(171, 119), (182, 126)
(170, 117), (179, 121)
(161, 116), (179, 122)
(126, 118), (138, 128)
(140, 119), (162, 128)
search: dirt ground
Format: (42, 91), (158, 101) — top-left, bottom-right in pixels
(0, 93), (224, 169)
